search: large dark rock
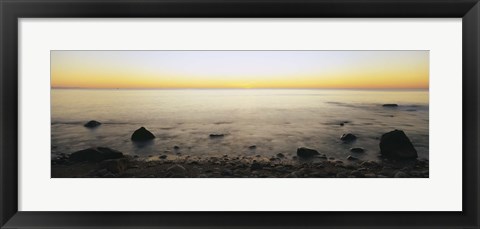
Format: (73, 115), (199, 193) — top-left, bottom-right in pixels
(382, 104), (398, 107)
(131, 127), (155, 141)
(297, 147), (320, 158)
(69, 147), (124, 162)
(209, 133), (225, 138)
(380, 130), (418, 159)
(84, 120), (101, 128)
(340, 133), (357, 142)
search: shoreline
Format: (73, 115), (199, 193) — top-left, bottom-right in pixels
(52, 150), (429, 178)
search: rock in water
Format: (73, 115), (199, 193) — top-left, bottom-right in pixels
(209, 133), (225, 138)
(380, 130), (418, 159)
(297, 147), (320, 158)
(131, 127), (155, 141)
(340, 133), (357, 142)
(382, 104), (398, 107)
(84, 120), (101, 128)
(70, 147), (124, 162)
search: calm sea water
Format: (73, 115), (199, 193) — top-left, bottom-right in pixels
(51, 89), (429, 161)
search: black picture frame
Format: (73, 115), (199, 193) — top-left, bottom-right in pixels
(1, 0), (479, 228)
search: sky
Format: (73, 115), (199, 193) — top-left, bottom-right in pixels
(51, 51), (429, 89)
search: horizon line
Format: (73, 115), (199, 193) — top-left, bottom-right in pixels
(51, 87), (429, 90)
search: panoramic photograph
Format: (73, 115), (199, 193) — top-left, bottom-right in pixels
(51, 50), (429, 178)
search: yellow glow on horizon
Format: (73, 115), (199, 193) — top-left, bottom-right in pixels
(51, 51), (429, 89)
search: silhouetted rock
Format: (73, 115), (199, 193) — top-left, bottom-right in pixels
(350, 147), (365, 153)
(379, 130), (418, 159)
(340, 133), (357, 142)
(276, 153), (285, 158)
(248, 145), (257, 149)
(69, 147), (124, 162)
(382, 104), (398, 107)
(297, 147), (320, 158)
(84, 120), (101, 128)
(209, 133), (225, 138)
(173, 146), (180, 150)
(131, 127), (155, 141)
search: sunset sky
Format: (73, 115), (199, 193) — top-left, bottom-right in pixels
(51, 51), (429, 89)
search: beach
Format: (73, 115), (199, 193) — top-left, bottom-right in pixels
(51, 148), (429, 178)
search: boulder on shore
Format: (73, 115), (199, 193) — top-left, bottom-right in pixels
(131, 127), (155, 141)
(340, 133), (357, 142)
(297, 147), (320, 158)
(84, 120), (101, 128)
(379, 130), (418, 159)
(69, 147), (124, 162)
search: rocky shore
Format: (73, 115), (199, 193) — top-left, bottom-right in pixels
(51, 118), (429, 178)
(52, 148), (429, 178)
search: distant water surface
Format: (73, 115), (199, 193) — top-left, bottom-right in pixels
(51, 89), (429, 161)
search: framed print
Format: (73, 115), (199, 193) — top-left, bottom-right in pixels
(1, 0), (479, 228)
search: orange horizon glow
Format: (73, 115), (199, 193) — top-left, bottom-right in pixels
(51, 51), (429, 89)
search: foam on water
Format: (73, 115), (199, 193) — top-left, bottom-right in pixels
(51, 89), (428, 161)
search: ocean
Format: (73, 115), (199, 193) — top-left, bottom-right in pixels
(51, 89), (429, 162)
